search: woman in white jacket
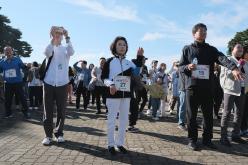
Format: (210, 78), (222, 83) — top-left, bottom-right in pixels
(101, 36), (143, 155)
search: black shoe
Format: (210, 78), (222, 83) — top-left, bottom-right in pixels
(231, 137), (247, 144)
(117, 146), (128, 154)
(220, 138), (232, 147)
(108, 146), (116, 155)
(188, 142), (198, 151)
(115, 126), (118, 131)
(23, 112), (31, 119)
(202, 141), (217, 149)
(127, 126), (139, 133)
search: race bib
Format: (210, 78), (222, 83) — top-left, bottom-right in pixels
(5, 69), (17, 78)
(192, 65), (209, 79)
(79, 73), (84, 80)
(114, 76), (131, 92)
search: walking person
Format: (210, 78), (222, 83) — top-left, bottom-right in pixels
(220, 43), (248, 146)
(0, 46), (30, 119)
(42, 26), (74, 145)
(91, 57), (107, 114)
(27, 61), (43, 110)
(73, 60), (91, 110)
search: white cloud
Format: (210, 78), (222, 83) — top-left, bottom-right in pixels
(141, 32), (165, 41)
(141, 15), (191, 43)
(65, 0), (142, 22)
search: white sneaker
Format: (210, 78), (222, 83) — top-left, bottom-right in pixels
(42, 137), (52, 145)
(152, 117), (159, 121)
(55, 136), (65, 143)
(146, 109), (152, 116)
(29, 107), (33, 110)
(156, 110), (161, 117)
(34, 107), (39, 110)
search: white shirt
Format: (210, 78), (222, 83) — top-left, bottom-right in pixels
(44, 42), (74, 87)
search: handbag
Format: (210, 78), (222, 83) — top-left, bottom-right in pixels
(39, 51), (54, 81)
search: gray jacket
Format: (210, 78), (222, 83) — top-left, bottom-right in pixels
(220, 56), (248, 96)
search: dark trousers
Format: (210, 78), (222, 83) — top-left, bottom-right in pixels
(43, 83), (67, 138)
(93, 86), (106, 112)
(241, 93), (248, 131)
(88, 90), (95, 105)
(129, 97), (139, 126)
(136, 87), (148, 112)
(221, 92), (246, 138)
(76, 83), (89, 109)
(213, 88), (223, 116)
(5, 83), (28, 116)
(186, 87), (213, 143)
(29, 86), (42, 107)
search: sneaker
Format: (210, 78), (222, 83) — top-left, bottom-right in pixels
(55, 136), (65, 143)
(146, 109), (152, 116)
(188, 142), (198, 151)
(42, 137), (52, 145)
(29, 107), (33, 110)
(178, 125), (187, 131)
(108, 146), (116, 155)
(202, 141), (217, 150)
(23, 112), (31, 119)
(240, 130), (248, 137)
(231, 137), (247, 144)
(117, 146), (128, 154)
(127, 126), (139, 132)
(169, 110), (174, 115)
(152, 117), (159, 121)
(95, 110), (101, 114)
(4, 114), (13, 119)
(156, 110), (161, 117)
(34, 107), (39, 110)
(220, 138), (232, 147)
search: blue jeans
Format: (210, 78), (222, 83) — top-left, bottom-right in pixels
(178, 90), (186, 125)
(151, 98), (161, 117)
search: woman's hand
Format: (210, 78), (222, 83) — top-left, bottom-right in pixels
(110, 85), (117, 95)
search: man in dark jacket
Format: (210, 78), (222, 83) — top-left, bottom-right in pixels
(179, 23), (243, 151)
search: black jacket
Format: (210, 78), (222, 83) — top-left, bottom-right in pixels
(179, 41), (237, 89)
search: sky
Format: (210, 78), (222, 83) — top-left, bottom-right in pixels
(1, 0), (248, 69)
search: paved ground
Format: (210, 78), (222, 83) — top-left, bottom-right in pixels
(0, 97), (248, 165)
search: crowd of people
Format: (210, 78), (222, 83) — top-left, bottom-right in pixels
(0, 23), (248, 155)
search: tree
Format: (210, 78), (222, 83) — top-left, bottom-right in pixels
(227, 28), (248, 55)
(0, 7), (32, 57)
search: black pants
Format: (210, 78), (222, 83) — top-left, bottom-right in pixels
(186, 87), (213, 143)
(136, 87), (148, 112)
(93, 86), (107, 112)
(29, 86), (42, 107)
(76, 82), (89, 109)
(241, 93), (248, 131)
(88, 90), (95, 105)
(5, 83), (28, 116)
(129, 97), (139, 126)
(213, 88), (223, 116)
(43, 83), (67, 138)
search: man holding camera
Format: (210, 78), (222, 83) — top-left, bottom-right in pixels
(42, 26), (74, 145)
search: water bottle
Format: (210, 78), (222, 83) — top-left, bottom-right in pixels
(192, 58), (198, 65)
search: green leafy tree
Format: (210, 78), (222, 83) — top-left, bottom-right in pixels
(0, 7), (32, 57)
(227, 29), (248, 55)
